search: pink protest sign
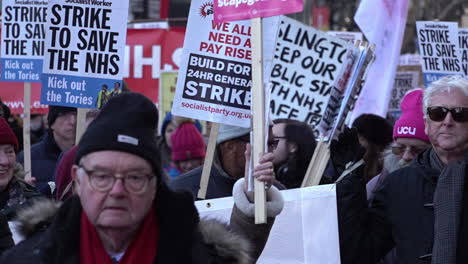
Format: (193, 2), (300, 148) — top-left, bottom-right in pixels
(214, 0), (303, 22)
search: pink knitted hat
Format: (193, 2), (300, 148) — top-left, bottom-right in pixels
(0, 117), (18, 151)
(393, 89), (430, 142)
(171, 123), (206, 161)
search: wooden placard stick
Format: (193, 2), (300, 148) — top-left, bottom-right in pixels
(301, 138), (324, 187)
(310, 144), (330, 186)
(23, 82), (32, 181)
(75, 108), (89, 145)
(251, 17), (267, 224)
(197, 122), (220, 200)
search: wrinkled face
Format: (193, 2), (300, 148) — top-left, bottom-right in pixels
(272, 123), (290, 165)
(424, 89), (468, 157)
(392, 137), (431, 164)
(164, 123), (176, 148)
(51, 112), (77, 142)
(177, 158), (204, 173)
(73, 151), (157, 229)
(0, 144), (15, 191)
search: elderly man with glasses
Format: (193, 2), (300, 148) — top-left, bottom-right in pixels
(337, 75), (468, 264)
(1, 93), (284, 264)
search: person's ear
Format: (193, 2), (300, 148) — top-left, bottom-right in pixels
(424, 118), (429, 136)
(287, 142), (298, 153)
(71, 165), (81, 195)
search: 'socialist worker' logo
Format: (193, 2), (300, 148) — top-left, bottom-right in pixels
(199, 2), (214, 18)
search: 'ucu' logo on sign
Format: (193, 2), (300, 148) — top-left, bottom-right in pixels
(398, 127), (416, 135)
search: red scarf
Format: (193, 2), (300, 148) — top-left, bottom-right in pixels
(79, 206), (159, 264)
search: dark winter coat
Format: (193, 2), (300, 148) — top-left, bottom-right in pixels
(17, 131), (62, 196)
(0, 165), (42, 255)
(170, 153), (237, 199)
(0, 179), (41, 221)
(0, 184), (265, 264)
(337, 148), (468, 264)
(0, 213), (13, 255)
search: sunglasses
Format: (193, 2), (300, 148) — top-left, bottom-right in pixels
(427, 106), (468, 122)
(391, 144), (428, 156)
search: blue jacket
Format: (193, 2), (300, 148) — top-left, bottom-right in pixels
(17, 131), (62, 196)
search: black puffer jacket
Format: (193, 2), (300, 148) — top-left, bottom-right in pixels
(337, 148), (468, 264)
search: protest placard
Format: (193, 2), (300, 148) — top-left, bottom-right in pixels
(171, 0), (277, 128)
(386, 70), (420, 122)
(351, 0), (409, 122)
(41, 0), (129, 108)
(269, 16), (356, 137)
(196, 185), (340, 263)
(213, 0), (303, 23)
(328, 31), (363, 43)
(460, 28), (468, 77)
(388, 71), (420, 112)
(329, 43), (376, 142)
(2, 27), (185, 114)
(416, 21), (462, 86)
(1, 0), (47, 82)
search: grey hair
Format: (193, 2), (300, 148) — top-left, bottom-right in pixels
(423, 75), (468, 119)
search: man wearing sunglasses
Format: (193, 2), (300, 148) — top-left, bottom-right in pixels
(338, 75), (468, 264)
(1, 93), (284, 264)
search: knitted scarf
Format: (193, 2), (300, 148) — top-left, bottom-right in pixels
(79, 207), (158, 264)
(431, 149), (467, 264)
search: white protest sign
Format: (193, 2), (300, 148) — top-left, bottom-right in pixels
(416, 21), (462, 87)
(460, 28), (468, 77)
(351, 0), (409, 122)
(1, 0), (47, 82)
(171, 0), (278, 128)
(41, 0), (129, 108)
(269, 16), (356, 137)
(388, 71), (420, 112)
(196, 185), (340, 264)
(328, 31), (363, 43)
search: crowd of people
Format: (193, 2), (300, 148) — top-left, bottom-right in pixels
(0, 74), (466, 263)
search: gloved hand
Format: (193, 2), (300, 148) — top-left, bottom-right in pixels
(330, 127), (366, 177)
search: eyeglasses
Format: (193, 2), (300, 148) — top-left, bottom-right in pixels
(78, 165), (156, 194)
(427, 106), (468, 122)
(391, 144), (428, 156)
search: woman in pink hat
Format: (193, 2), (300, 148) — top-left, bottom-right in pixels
(366, 89), (432, 264)
(367, 89), (431, 201)
(165, 122), (206, 178)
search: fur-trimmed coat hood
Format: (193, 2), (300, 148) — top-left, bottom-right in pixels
(0, 164), (42, 221)
(2, 184), (253, 264)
